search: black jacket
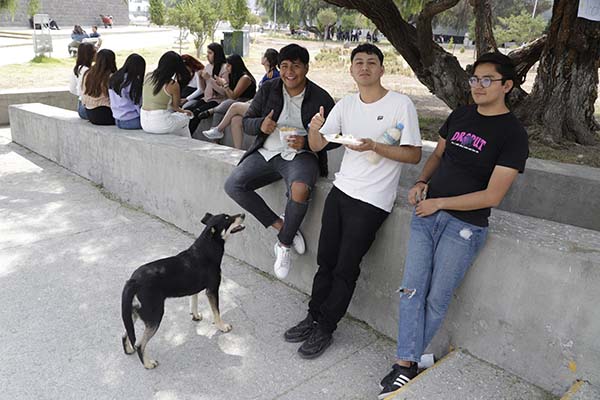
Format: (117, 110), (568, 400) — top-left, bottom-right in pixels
(241, 77), (336, 177)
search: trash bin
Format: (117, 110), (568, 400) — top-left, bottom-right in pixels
(222, 30), (249, 56)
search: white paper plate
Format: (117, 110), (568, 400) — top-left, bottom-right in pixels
(324, 134), (362, 146)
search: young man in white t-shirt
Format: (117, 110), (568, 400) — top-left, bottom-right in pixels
(283, 44), (423, 359)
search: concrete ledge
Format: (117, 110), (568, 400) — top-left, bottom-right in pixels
(0, 88), (77, 125)
(9, 103), (600, 395)
(328, 142), (600, 232)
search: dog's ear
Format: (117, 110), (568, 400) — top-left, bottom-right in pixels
(201, 213), (214, 225)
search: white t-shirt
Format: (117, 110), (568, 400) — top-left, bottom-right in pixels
(69, 65), (89, 99)
(259, 87), (307, 161)
(320, 91), (422, 212)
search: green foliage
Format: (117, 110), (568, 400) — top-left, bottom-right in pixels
(27, 0), (40, 17)
(149, 0), (166, 26)
(340, 13), (357, 32)
(316, 8), (336, 31)
(225, 0), (249, 30)
(0, 0), (16, 10)
(356, 14), (375, 31)
(494, 11), (547, 45)
(168, 0), (219, 56)
(31, 55), (62, 64)
(247, 13), (261, 26)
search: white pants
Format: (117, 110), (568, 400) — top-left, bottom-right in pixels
(141, 109), (191, 137)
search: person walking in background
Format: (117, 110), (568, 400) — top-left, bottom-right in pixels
(69, 42), (96, 120)
(140, 51), (193, 137)
(109, 53), (146, 130)
(378, 52), (528, 399)
(81, 49), (117, 125)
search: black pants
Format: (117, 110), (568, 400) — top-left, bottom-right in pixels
(188, 100), (219, 135)
(308, 186), (389, 334)
(86, 106), (115, 126)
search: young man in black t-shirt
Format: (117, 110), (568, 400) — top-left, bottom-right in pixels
(378, 52), (529, 399)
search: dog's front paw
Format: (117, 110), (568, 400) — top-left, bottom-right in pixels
(144, 359), (159, 369)
(191, 312), (203, 322)
(216, 322), (232, 332)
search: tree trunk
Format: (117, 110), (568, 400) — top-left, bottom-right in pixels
(470, 0), (497, 57)
(515, 0), (600, 144)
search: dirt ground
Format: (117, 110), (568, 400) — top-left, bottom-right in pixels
(1, 34), (599, 167)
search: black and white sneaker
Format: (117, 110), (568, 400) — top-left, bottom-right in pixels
(377, 363), (418, 399)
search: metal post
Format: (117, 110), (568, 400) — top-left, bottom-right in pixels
(273, 0), (277, 32)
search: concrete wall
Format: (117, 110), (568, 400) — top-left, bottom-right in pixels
(0, 0), (128, 28)
(0, 88), (77, 125)
(9, 103), (600, 395)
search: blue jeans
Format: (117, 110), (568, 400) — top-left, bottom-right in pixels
(116, 117), (141, 129)
(77, 100), (88, 120)
(224, 152), (319, 246)
(396, 211), (488, 362)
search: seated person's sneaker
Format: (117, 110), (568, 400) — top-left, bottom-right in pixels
(377, 363), (418, 399)
(278, 214), (306, 255)
(297, 325), (332, 359)
(284, 314), (316, 342)
(273, 242), (292, 279)
(202, 127), (224, 139)
(292, 229), (306, 255)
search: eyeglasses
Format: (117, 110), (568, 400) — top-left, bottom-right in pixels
(468, 76), (503, 88)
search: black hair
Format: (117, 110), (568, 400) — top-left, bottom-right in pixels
(263, 48), (279, 70)
(150, 51), (190, 96)
(207, 42), (226, 78)
(109, 53), (146, 105)
(278, 44), (309, 65)
(226, 54), (256, 90)
(73, 42), (96, 77)
(473, 52), (518, 86)
(351, 43), (384, 65)
(83, 48), (116, 98)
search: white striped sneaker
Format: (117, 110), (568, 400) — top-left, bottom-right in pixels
(377, 363), (418, 399)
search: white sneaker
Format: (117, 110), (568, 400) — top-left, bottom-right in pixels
(292, 229), (306, 255)
(202, 127), (224, 139)
(279, 214), (306, 255)
(273, 242), (293, 279)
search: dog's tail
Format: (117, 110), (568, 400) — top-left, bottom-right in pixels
(121, 279), (139, 346)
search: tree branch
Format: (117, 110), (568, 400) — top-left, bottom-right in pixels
(508, 35), (547, 84)
(417, 0), (461, 65)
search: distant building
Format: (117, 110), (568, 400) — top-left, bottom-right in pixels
(0, 0), (129, 28)
(129, 0), (150, 16)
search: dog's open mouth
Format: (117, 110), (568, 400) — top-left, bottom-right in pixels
(231, 224), (245, 234)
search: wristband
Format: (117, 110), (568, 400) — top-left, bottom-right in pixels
(415, 180), (428, 185)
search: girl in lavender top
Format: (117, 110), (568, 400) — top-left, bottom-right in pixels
(109, 54), (146, 130)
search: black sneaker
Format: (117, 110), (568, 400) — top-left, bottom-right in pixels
(379, 363), (402, 389)
(284, 314), (316, 343)
(297, 325), (332, 359)
(377, 363), (418, 399)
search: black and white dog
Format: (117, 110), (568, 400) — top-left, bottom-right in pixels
(121, 212), (245, 369)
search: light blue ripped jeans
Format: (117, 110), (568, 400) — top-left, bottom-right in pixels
(396, 210), (488, 362)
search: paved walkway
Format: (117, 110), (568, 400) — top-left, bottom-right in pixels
(0, 126), (396, 400)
